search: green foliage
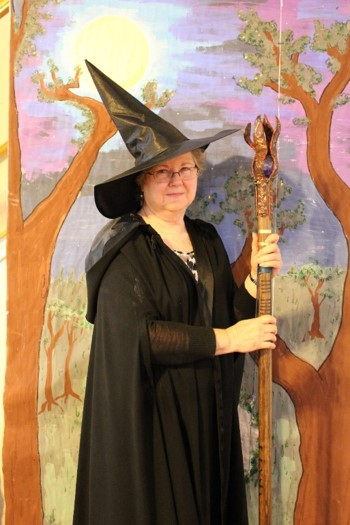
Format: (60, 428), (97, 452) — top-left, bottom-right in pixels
(71, 105), (94, 148)
(332, 93), (350, 109)
(192, 160), (305, 236)
(48, 508), (56, 524)
(236, 10), (279, 95)
(326, 57), (341, 74)
(237, 10), (319, 97)
(292, 117), (310, 127)
(236, 75), (265, 97)
(47, 58), (60, 76)
(32, 59), (93, 145)
(236, 10), (350, 104)
(294, 63), (322, 97)
(32, 70), (57, 104)
(220, 164), (255, 223)
(188, 192), (225, 224)
(239, 389), (258, 428)
(277, 200), (306, 233)
(279, 95), (296, 105)
(245, 447), (259, 486)
(287, 260), (344, 299)
(14, 0), (61, 74)
(238, 9), (278, 48)
(47, 270), (91, 330)
(218, 163), (305, 236)
(312, 20), (350, 54)
(141, 81), (174, 109)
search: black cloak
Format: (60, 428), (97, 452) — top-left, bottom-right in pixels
(73, 213), (256, 525)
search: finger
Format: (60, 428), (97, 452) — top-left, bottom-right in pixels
(251, 232), (259, 255)
(259, 315), (277, 326)
(257, 234), (278, 251)
(259, 257), (282, 269)
(258, 341), (276, 351)
(265, 233), (279, 244)
(264, 328), (277, 339)
(257, 248), (282, 265)
(258, 252), (281, 264)
(259, 243), (280, 257)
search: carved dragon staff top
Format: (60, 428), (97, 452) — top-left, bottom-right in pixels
(244, 115), (281, 525)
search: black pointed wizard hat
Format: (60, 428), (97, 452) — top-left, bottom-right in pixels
(86, 60), (240, 218)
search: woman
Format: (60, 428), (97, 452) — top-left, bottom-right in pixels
(73, 62), (282, 525)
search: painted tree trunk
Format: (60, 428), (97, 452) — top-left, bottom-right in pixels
(4, 21), (116, 519)
(308, 292), (325, 340)
(293, 338), (350, 523)
(275, 99), (350, 522)
(4, 225), (54, 523)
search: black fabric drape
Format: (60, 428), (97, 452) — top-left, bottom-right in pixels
(73, 214), (255, 525)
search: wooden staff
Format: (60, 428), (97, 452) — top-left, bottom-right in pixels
(244, 115), (281, 525)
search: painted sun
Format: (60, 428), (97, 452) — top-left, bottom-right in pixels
(73, 15), (151, 90)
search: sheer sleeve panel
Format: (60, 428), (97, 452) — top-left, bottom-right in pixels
(147, 320), (216, 366)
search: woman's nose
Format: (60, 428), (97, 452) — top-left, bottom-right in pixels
(169, 171), (182, 184)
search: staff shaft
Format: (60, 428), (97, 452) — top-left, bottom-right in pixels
(244, 114), (280, 525)
(257, 217), (273, 525)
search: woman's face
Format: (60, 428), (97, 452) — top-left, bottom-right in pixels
(140, 152), (198, 218)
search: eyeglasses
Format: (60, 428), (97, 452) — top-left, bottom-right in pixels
(147, 165), (199, 183)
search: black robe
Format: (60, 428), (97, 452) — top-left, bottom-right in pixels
(73, 213), (256, 525)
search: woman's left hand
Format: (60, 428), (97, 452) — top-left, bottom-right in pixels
(250, 232), (282, 280)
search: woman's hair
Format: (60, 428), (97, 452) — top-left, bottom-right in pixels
(136, 148), (206, 188)
(191, 148), (206, 173)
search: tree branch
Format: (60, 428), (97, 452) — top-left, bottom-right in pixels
(320, 35), (350, 108)
(319, 295), (327, 307)
(272, 336), (321, 400)
(262, 30), (318, 116)
(38, 71), (83, 103)
(12, 0), (30, 52)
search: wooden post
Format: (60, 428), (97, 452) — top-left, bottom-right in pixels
(244, 115), (281, 525)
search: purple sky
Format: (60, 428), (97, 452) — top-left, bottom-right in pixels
(13, 0), (350, 272)
(16, 0), (350, 185)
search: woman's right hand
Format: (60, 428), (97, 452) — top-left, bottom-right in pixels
(214, 315), (277, 356)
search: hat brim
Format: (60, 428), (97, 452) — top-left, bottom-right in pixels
(94, 128), (240, 218)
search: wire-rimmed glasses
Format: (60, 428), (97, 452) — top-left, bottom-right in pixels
(147, 165), (199, 183)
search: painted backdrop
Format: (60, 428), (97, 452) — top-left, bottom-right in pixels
(4, 0), (350, 524)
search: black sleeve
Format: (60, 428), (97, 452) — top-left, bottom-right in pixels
(147, 284), (255, 367)
(147, 320), (216, 366)
(233, 284), (257, 321)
